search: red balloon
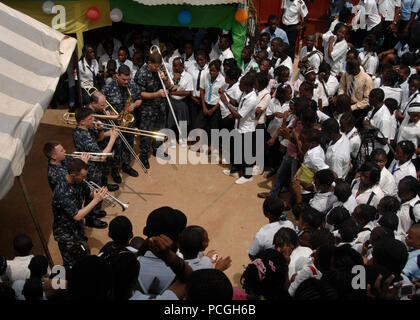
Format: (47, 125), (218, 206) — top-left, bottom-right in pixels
(86, 6), (100, 21)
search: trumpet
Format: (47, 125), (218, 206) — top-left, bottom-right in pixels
(65, 152), (114, 162)
(84, 180), (129, 211)
(100, 123), (167, 141)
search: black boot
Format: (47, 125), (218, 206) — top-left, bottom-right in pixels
(107, 184), (119, 192)
(140, 156), (150, 169)
(111, 168), (122, 184)
(122, 165), (139, 177)
(85, 217), (108, 229)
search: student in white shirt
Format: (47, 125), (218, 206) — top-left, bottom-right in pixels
(193, 59), (225, 153)
(255, 73), (272, 130)
(308, 169), (337, 215)
(274, 43), (293, 82)
(218, 34), (234, 75)
(168, 57), (194, 148)
(351, 162), (385, 208)
(323, 23), (349, 76)
(297, 81), (330, 124)
(388, 140), (417, 185)
(248, 196), (295, 260)
(397, 176), (420, 235)
(380, 69), (403, 107)
(163, 41), (181, 76)
(317, 62), (340, 113)
(98, 39), (117, 72)
(371, 149), (398, 197)
(363, 88), (393, 154)
(322, 118), (351, 179)
(359, 34), (379, 77)
(384, 98), (399, 147)
(280, 0), (309, 61)
(116, 46), (134, 76)
(179, 227), (214, 272)
(4, 235), (34, 284)
(256, 32), (271, 53)
(396, 73), (420, 119)
(128, 32), (143, 58)
(378, 0), (401, 50)
(397, 103), (420, 152)
(182, 41), (196, 73)
(360, 0), (383, 39)
(241, 46), (259, 76)
(222, 73), (258, 184)
(330, 180), (358, 215)
(103, 59), (117, 86)
(97, 37), (122, 58)
(187, 50), (209, 131)
(78, 44), (99, 105)
(340, 112), (361, 161)
(297, 33), (323, 81)
(396, 65), (411, 107)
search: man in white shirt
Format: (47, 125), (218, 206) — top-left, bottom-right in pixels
(223, 74), (258, 184)
(218, 34), (234, 75)
(340, 112), (361, 160)
(378, 0), (401, 50)
(363, 88), (393, 154)
(4, 235), (34, 283)
(360, 0), (383, 39)
(297, 33), (323, 81)
(396, 176), (420, 237)
(351, 162), (385, 208)
(322, 118), (351, 179)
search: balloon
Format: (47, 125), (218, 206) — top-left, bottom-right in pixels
(177, 10), (192, 25)
(42, 1), (54, 14)
(110, 8), (123, 23)
(235, 8), (248, 23)
(86, 6), (100, 21)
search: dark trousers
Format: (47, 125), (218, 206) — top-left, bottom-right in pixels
(137, 105), (162, 158)
(266, 138), (284, 171)
(231, 131), (256, 179)
(380, 21), (398, 51)
(194, 104), (221, 147)
(281, 23), (299, 60)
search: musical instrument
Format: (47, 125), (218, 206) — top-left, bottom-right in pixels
(150, 45), (182, 136)
(63, 112), (119, 126)
(65, 152), (114, 162)
(120, 87), (134, 127)
(100, 123), (167, 141)
(84, 180), (129, 211)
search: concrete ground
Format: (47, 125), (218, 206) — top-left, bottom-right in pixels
(0, 108), (295, 288)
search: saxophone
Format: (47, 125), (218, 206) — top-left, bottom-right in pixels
(120, 87), (135, 127)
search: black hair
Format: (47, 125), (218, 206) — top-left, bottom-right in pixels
(179, 226), (205, 258)
(292, 203), (309, 221)
(75, 107), (93, 124)
(294, 278), (339, 300)
(412, 157), (420, 172)
(108, 251), (140, 300)
(22, 278), (43, 301)
(318, 61), (331, 74)
(240, 249), (289, 300)
(273, 65), (290, 81)
(268, 14), (278, 22)
(346, 59), (360, 75)
(240, 73), (255, 89)
(67, 158), (88, 175)
(28, 255), (48, 278)
(293, 97), (311, 117)
(301, 206), (324, 229)
(382, 69), (399, 86)
(384, 98), (399, 113)
(117, 64), (131, 76)
(225, 67), (241, 83)
(43, 141), (61, 161)
(358, 161), (381, 185)
(363, 34), (378, 53)
(369, 88), (385, 103)
(370, 148), (387, 160)
(354, 204), (377, 225)
(378, 212), (399, 231)
(401, 52), (415, 66)
(399, 175), (420, 196)
(223, 58), (237, 69)
(299, 81), (315, 94)
(347, 48), (360, 59)
(13, 234), (33, 256)
(310, 228), (335, 250)
(220, 34), (232, 47)
(334, 94), (352, 114)
(186, 269), (233, 300)
(275, 84), (292, 102)
(340, 112), (355, 127)
(301, 107), (317, 126)
(301, 128), (322, 144)
(263, 196), (287, 221)
(117, 46), (129, 56)
(333, 22), (346, 35)
(260, 32), (270, 39)
(409, 73), (420, 84)
(209, 59), (222, 71)
(338, 218), (359, 242)
(148, 51), (163, 64)
(322, 118), (340, 134)
(338, 7), (352, 23)
(255, 72), (269, 89)
(397, 140), (415, 159)
(108, 216), (133, 246)
(399, 64), (410, 76)
(0, 283), (15, 301)
(327, 207), (350, 230)
(377, 196), (401, 215)
(372, 238), (408, 280)
(315, 169), (335, 187)
(172, 56), (184, 66)
(334, 180), (352, 203)
(68, 255), (113, 300)
(273, 227), (298, 248)
(195, 49), (208, 62)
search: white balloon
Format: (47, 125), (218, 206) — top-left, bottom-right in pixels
(42, 1), (55, 14)
(110, 8), (123, 23)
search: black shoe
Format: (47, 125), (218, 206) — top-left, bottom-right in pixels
(122, 165), (139, 177)
(264, 168), (277, 179)
(111, 168), (122, 184)
(94, 210), (107, 219)
(107, 184), (119, 192)
(141, 156), (150, 169)
(85, 218), (108, 229)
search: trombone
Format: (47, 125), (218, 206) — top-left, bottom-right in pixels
(100, 123), (167, 141)
(84, 180), (129, 211)
(65, 151), (114, 162)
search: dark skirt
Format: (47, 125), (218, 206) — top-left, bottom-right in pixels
(167, 97), (189, 129)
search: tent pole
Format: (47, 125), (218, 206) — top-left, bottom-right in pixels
(17, 176), (54, 268)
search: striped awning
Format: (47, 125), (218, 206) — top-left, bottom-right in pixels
(0, 2), (76, 199)
(132, 0), (242, 5)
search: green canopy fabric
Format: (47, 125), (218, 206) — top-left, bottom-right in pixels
(110, 0), (246, 65)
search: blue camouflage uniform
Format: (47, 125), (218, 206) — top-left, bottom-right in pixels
(47, 156), (70, 192)
(102, 79), (141, 169)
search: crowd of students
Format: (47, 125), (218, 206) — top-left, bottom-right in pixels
(2, 0), (420, 300)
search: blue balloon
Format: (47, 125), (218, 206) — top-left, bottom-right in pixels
(177, 10), (192, 25)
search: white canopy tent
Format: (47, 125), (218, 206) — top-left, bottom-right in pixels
(0, 2), (77, 264)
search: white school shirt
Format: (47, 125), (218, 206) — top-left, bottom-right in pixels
(366, 104), (392, 154)
(390, 112), (398, 142)
(163, 49), (181, 75)
(398, 79), (410, 108)
(325, 134), (351, 179)
(329, 195), (359, 215)
(397, 117), (420, 149)
(351, 179), (385, 208)
(345, 127), (362, 159)
(256, 88), (271, 124)
(78, 58), (99, 89)
(388, 159), (417, 185)
(96, 38), (122, 57)
(219, 82), (242, 119)
(380, 166), (398, 196)
(200, 72), (225, 105)
(401, 91), (420, 115)
(381, 86), (403, 107)
(359, 51), (379, 76)
(4, 255), (33, 283)
(98, 53), (117, 72)
(298, 46), (323, 75)
(322, 33), (348, 76)
(281, 0), (309, 25)
(188, 63), (209, 98)
(171, 71), (194, 101)
(379, 0), (402, 21)
(219, 48), (234, 64)
(310, 192), (337, 214)
(116, 59), (134, 74)
(353, 220), (379, 252)
(317, 76), (340, 107)
(397, 195), (420, 236)
(304, 145), (329, 173)
(274, 56), (293, 82)
(182, 53), (196, 72)
(288, 246), (313, 280)
(235, 90), (259, 133)
(185, 255), (213, 271)
(266, 99), (290, 140)
(361, 0), (382, 31)
(247, 220), (295, 257)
